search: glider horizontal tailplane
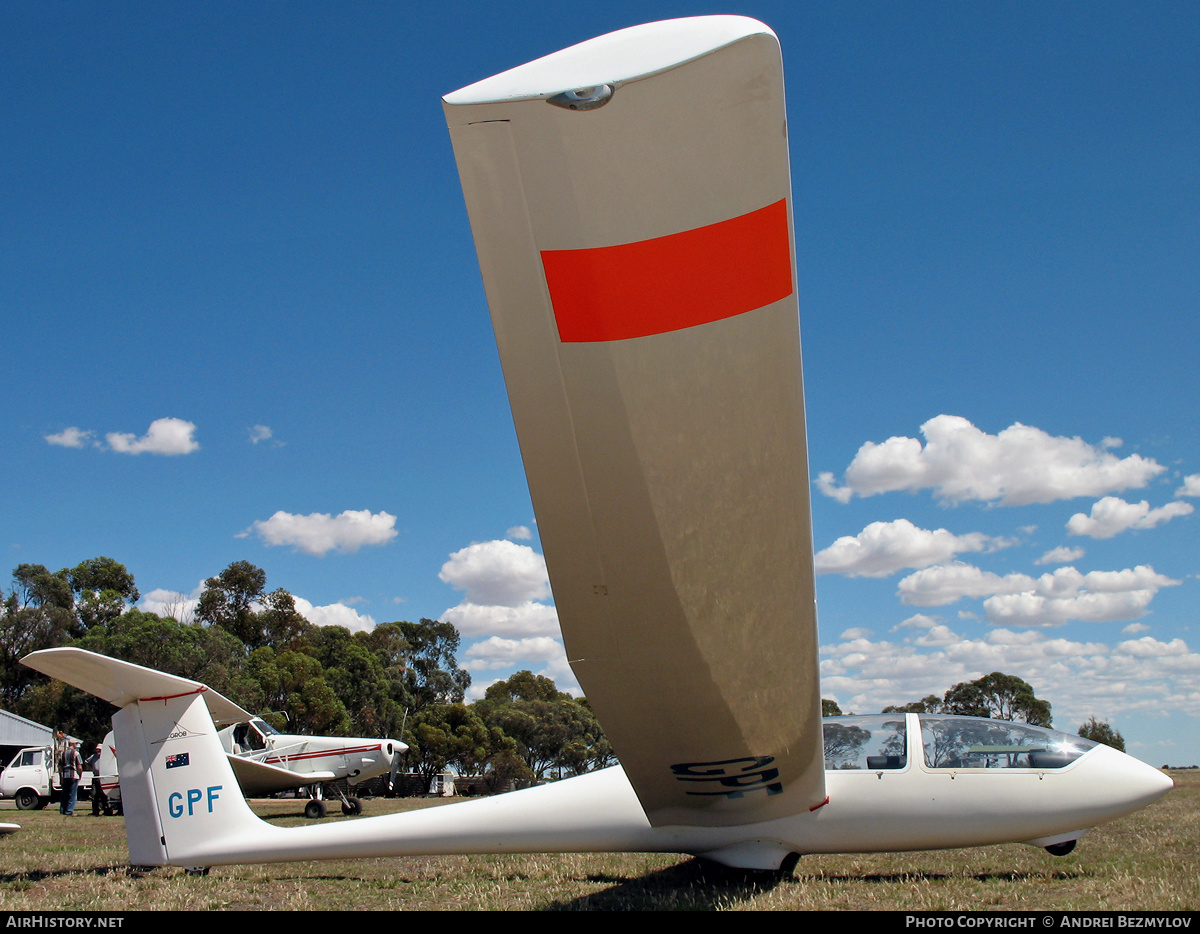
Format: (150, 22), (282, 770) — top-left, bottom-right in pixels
(23, 646), (252, 727)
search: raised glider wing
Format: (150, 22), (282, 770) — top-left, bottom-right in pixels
(66, 651), (403, 818)
(23, 16), (1171, 872)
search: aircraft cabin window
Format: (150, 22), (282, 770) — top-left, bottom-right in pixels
(823, 716), (907, 770)
(246, 723), (268, 751)
(918, 716), (1098, 769)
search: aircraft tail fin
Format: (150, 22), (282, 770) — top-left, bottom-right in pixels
(23, 648), (263, 866)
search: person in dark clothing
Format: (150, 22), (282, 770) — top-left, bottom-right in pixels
(59, 741), (82, 816)
(86, 743), (107, 816)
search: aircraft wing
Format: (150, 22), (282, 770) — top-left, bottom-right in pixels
(22, 647), (254, 728)
(227, 756), (337, 797)
(444, 16), (825, 828)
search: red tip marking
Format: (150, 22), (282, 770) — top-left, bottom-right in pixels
(809, 796), (830, 812)
(541, 199), (793, 342)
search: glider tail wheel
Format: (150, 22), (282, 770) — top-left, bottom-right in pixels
(1044, 840), (1077, 856)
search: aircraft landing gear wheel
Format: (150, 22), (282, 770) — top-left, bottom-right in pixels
(341, 797), (363, 816)
(14, 790), (41, 811)
(184, 866), (210, 876)
(1045, 840), (1076, 856)
(304, 799), (327, 819)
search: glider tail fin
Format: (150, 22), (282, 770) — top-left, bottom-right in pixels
(22, 648), (263, 867)
(113, 688), (259, 866)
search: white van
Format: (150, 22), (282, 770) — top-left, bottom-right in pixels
(0, 745), (97, 811)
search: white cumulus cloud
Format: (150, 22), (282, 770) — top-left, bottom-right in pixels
(442, 601), (561, 638)
(291, 596), (376, 633)
(139, 584), (204, 624)
(44, 427), (95, 448)
(106, 417), (199, 456)
(462, 635), (566, 672)
(439, 540), (551, 607)
(898, 562), (1180, 627)
(1066, 497), (1193, 539)
(817, 415), (1164, 506)
(1036, 546), (1086, 565)
(897, 563), (1035, 607)
(815, 518), (1005, 578)
(439, 539), (561, 641)
(1174, 474), (1200, 498)
(245, 509), (398, 556)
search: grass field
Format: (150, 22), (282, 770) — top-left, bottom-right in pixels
(0, 771), (1194, 911)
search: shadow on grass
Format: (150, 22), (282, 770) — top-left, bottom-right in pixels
(544, 859), (1088, 910)
(259, 811), (311, 823)
(805, 868), (1086, 885)
(546, 857), (792, 910)
(0, 864), (156, 884)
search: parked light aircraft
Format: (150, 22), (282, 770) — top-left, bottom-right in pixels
(90, 677), (404, 819)
(23, 15), (1172, 873)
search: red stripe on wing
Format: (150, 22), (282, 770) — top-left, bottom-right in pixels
(541, 199), (793, 343)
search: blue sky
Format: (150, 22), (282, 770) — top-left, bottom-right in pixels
(3, 2), (1197, 766)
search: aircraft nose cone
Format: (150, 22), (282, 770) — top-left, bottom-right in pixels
(1102, 746), (1173, 811)
(1142, 763), (1174, 801)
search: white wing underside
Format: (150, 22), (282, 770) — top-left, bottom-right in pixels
(23, 647), (253, 727)
(445, 15), (825, 827)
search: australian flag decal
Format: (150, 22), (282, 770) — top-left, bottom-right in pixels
(165, 753), (190, 769)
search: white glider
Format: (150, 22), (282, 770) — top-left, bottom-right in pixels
(23, 15), (1171, 872)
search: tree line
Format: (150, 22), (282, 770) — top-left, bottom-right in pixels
(3, 556), (1126, 787)
(1, 557), (612, 790)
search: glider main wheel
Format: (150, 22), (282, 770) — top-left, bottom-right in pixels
(1044, 840), (1077, 856)
(304, 799), (327, 819)
(14, 790), (42, 811)
(341, 797), (363, 816)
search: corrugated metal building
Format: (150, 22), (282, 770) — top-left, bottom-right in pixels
(0, 709), (55, 769)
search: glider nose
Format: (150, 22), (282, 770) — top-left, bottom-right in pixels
(1091, 744), (1173, 816)
(1133, 758), (1174, 804)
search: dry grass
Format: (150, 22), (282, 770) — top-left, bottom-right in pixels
(0, 771), (1194, 911)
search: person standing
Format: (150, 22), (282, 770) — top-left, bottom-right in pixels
(86, 743), (107, 816)
(59, 740), (82, 816)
